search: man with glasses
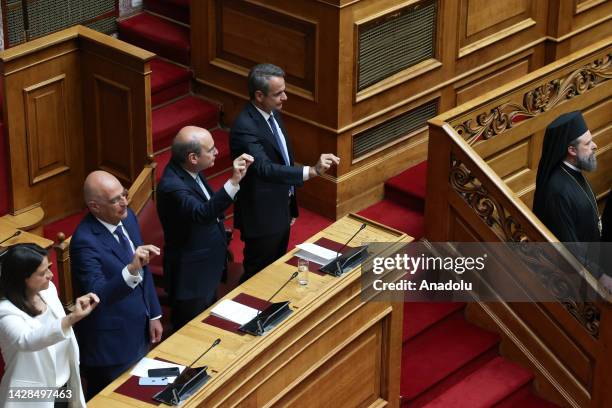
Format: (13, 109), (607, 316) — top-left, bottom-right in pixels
(157, 126), (253, 330)
(70, 170), (163, 399)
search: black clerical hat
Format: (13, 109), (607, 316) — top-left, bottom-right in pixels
(533, 111), (588, 217)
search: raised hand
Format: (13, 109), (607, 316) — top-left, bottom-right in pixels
(231, 153), (254, 185)
(128, 244), (161, 275)
(312, 153), (340, 177)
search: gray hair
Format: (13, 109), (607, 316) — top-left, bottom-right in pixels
(248, 63), (285, 99)
(171, 136), (201, 164)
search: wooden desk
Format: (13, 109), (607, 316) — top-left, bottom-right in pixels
(0, 219), (53, 249)
(90, 214), (411, 407)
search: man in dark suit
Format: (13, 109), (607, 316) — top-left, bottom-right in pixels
(230, 63), (340, 282)
(70, 170), (162, 399)
(157, 126), (253, 330)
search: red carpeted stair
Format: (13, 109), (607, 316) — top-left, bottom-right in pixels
(358, 161), (427, 239)
(118, 12), (190, 65)
(150, 58), (191, 107)
(152, 96), (220, 152)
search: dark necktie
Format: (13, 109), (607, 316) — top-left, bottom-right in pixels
(268, 114), (294, 195)
(114, 225), (134, 260)
(268, 115), (290, 166)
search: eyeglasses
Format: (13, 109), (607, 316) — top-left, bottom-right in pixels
(205, 145), (217, 154)
(108, 189), (129, 205)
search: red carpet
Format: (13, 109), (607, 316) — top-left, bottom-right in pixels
(118, 13), (190, 65)
(403, 302), (465, 341)
(144, 0), (190, 24)
(385, 160), (427, 211)
(358, 199), (424, 239)
(152, 96), (219, 152)
(401, 311), (500, 401)
(150, 58), (190, 107)
(423, 357), (533, 407)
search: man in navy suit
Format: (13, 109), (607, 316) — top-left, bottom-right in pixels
(230, 63), (339, 282)
(157, 126), (253, 330)
(70, 170), (162, 399)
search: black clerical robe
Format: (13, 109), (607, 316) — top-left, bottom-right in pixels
(539, 164), (600, 243)
(538, 163), (602, 276)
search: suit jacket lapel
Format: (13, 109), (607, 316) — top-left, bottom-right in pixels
(89, 215), (132, 265)
(171, 160), (209, 201)
(248, 103), (286, 161)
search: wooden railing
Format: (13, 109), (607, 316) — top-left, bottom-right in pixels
(425, 36), (612, 408)
(53, 162), (156, 307)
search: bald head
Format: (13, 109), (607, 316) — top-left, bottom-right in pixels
(84, 171), (128, 225)
(171, 126), (217, 172)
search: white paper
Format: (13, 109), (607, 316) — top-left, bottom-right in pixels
(295, 243), (339, 265)
(130, 357), (186, 383)
(210, 299), (260, 325)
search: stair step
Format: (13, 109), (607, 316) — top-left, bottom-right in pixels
(144, 0), (190, 24)
(403, 302), (465, 342)
(423, 357), (534, 408)
(150, 58), (191, 107)
(385, 161), (427, 211)
(493, 386), (560, 408)
(358, 199), (424, 238)
(401, 311), (500, 400)
(119, 12), (190, 65)
(152, 96), (219, 152)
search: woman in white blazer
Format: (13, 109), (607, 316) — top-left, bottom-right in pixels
(0, 243), (99, 407)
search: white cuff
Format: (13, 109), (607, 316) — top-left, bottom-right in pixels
(303, 166), (310, 181)
(223, 180), (240, 199)
(122, 266), (143, 288)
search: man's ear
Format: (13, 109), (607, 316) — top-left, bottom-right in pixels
(567, 144), (577, 158)
(254, 90), (264, 103)
(87, 201), (99, 215)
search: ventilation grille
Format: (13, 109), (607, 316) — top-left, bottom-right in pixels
(357, 0), (437, 91)
(4, 0), (117, 48)
(353, 99), (438, 159)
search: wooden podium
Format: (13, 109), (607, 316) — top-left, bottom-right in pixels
(89, 214), (411, 407)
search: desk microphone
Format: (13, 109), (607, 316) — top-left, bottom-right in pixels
(187, 338), (221, 369)
(0, 230), (21, 246)
(255, 271), (298, 334)
(264, 271), (298, 306)
(334, 223), (366, 275)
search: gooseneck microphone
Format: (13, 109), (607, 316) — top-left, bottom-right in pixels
(255, 271), (298, 334)
(264, 271), (298, 306)
(188, 338), (221, 369)
(0, 230), (21, 246)
(334, 223), (366, 275)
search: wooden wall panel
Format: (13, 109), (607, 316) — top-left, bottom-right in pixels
(23, 75), (71, 184)
(459, 0), (534, 58)
(277, 326), (382, 407)
(94, 76), (133, 183)
(80, 35), (152, 188)
(455, 57), (530, 105)
(1, 39), (84, 222)
(217, 0), (316, 97)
